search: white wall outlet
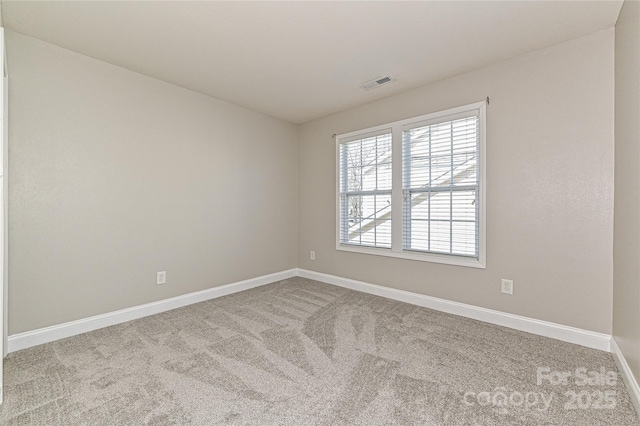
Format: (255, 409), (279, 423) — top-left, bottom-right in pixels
(501, 279), (513, 295)
(310, 251), (316, 260)
(157, 271), (167, 285)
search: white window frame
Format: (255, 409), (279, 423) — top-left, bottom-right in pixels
(335, 101), (486, 269)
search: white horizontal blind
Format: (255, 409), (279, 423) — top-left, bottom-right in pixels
(339, 132), (392, 248)
(402, 113), (479, 257)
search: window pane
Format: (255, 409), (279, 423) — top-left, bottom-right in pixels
(429, 220), (451, 253)
(452, 153), (477, 186)
(341, 193), (392, 248)
(408, 219), (429, 251)
(430, 156), (451, 185)
(346, 142), (361, 168)
(374, 218), (392, 247)
(408, 164), (429, 187)
(377, 162), (392, 190)
(341, 133), (392, 192)
(430, 191), (451, 220)
(452, 190), (476, 221)
(346, 167), (362, 191)
(409, 192), (430, 219)
(452, 221), (476, 256)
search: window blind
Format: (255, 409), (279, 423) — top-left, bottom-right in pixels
(402, 114), (479, 257)
(339, 132), (392, 248)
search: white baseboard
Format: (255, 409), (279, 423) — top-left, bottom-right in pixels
(8, 268), (612, 356)
(7, 269), (297, 353)
(611, 338), (640, 418)
(297, 269), (612, 352)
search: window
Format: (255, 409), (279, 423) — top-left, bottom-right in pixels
(336, 101), (486, 268)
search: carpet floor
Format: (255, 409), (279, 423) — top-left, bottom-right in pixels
(0, 277), (638, 425)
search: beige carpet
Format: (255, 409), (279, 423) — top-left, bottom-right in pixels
(0, 277), (638, 425)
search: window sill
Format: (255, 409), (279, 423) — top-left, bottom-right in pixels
(336, 244), (486, 269)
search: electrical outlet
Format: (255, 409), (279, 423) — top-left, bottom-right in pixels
(501, 279), (513, 295)
(157, 271), (167, 285)
(310, 251), (316, 260)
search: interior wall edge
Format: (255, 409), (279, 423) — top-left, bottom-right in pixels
(611, 337), (640, 419)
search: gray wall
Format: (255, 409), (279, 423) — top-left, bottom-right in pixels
(6, 31), (298, 334)
(613, 0), (640, 384)
(298, 29), (615, 334)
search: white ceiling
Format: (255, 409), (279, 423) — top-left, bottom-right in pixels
(0, 1), (623, 124)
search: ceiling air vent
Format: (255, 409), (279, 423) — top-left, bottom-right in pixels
(360, 75), (395, 91)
